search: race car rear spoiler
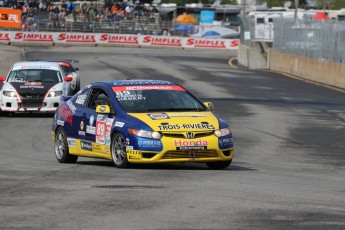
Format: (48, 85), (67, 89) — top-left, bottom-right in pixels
(30, 59), (79, 63)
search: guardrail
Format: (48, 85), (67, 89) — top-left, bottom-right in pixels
(0, 30), (239, 50)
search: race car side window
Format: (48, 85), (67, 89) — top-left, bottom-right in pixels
(73, 88), (91, 107)
(87, 88), (115, 114)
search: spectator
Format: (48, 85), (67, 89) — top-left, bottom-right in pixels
(52, 5), (60, 28)
(39, 0), (46, 11)
(59, 8), (66, 29)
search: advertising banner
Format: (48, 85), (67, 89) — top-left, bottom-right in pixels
(0, 8), (21, 29)
(0, 31), (239, 50)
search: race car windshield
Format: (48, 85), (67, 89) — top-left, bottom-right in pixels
(7, 69), (61, 83)
(113, 86), (206, 112)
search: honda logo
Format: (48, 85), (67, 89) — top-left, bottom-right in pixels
(185, 132), (195, 139)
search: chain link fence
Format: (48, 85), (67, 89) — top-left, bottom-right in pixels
(238, 15), (345, 64)
(273, 19), (345, 63)
(17, 16), (198, 36)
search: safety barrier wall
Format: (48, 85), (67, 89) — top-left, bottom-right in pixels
(0, 31), (239, 50)
(270, 50), (345, 90)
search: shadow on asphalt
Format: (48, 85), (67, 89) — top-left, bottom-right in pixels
(77, 160), (256, 171)
(0, 112), (54, 118)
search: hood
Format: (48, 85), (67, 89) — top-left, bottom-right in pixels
(128, 111), (219, 132)
(7, 82), (60, 96)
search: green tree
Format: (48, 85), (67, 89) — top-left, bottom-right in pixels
(256, 0), (287, 7)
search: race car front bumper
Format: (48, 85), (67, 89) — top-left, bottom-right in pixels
(0, 95), (60, 113)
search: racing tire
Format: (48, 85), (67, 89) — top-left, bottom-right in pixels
(111, 133), (130, 168)
(54, 127), (78, 163)
(206, 160), (232, 170)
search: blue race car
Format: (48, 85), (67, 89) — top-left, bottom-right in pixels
(52, 80), (234, 169)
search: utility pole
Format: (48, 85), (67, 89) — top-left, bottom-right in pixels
(294, 0), (298, 19)
(242, 0), (246, 15)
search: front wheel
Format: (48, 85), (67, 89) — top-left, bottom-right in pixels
(206, 160), (232, 170)
(54, 127), (78, 163)
(111, 133), (129, 168)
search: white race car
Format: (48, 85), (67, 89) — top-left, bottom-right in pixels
(32, 59), (81, 94)
(0, 61), (75, 114)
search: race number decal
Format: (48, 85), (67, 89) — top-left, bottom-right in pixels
(96, 115), (106, 144)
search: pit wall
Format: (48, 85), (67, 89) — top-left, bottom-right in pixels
(269, 51), (345, 90)
(238, 43), (267, 69)
(0, 31), (239, 50)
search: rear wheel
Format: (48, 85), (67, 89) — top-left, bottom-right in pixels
(206, 160), (232, 170)
(111, 133), (129, 168)
(54, 127), (78, 163)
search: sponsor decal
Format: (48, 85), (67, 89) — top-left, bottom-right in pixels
(114, 121), (125, 128)
(78, 131), (86, 136)
(127, 150), (141, 160)
(86, 125), (95, 134)
(174, 139), (208, 150)
(96, 115), (106, 144)
(126, 145), (134, 150)
(148, 113), (170, 120)
(157, 123), (214, 131)
(76, 94), (87, 105)
(80, 121), (84, 130)
(143, 36), (182, 47)
(89, 115), (95, 126)
(58, 33), (96, 43)
(56, 120), (64, 126)
(115, 91), (145, 101)
(66, 100), (76, 113)
(14, 32), (53, 42)
(92, 143), (102, 151)
(219, 138), (232, 145)
(169, 113), (206, 118)
(0, 32), (10, 41)
(186, 38), (226, 48)
(112, 85), (185, 92)
(81, 141), (92, 151)
(105, 118), (113, 146)
(58, 104), (73, 125)
(113, 80), (173, 86)
(100, 34), (139, 44)
(138, 140), (162, 148)
(20, 82), (44, 89)
(67, 138), (76, 147)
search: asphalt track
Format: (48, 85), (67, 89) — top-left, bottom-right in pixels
(1, 46), (345, 230)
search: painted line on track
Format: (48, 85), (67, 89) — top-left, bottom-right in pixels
(228, 57), (238, 69)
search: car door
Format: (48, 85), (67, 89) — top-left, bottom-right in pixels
(77, 87), (116, 155)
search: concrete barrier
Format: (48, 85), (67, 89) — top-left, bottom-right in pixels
(270, 51), (345, 90)
(238, 43), (267, 70)
(0, 45), (24, 76)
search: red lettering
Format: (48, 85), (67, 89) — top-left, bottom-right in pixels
(186, 38), (194, 46)
(14, 32), (22, 39)
(231, 40), (239, 47)
(100, 34), (108, 41)
(143, 36), (151, 43)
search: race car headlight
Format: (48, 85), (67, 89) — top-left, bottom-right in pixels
(47, 91), (63, 98)
(128, 128), (162, 139)
(3, 91), (18, 98)
(214, 127), (232, 137)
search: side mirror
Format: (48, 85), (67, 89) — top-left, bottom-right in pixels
(64, 75), (73, 82)
(203, 102), (214, 111)
(74, 68), (79, 71)
(0, 76), (6, 82)
(96, 104), (111, 114)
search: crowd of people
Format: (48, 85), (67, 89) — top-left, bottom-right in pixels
(0, 0), (162, 31)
